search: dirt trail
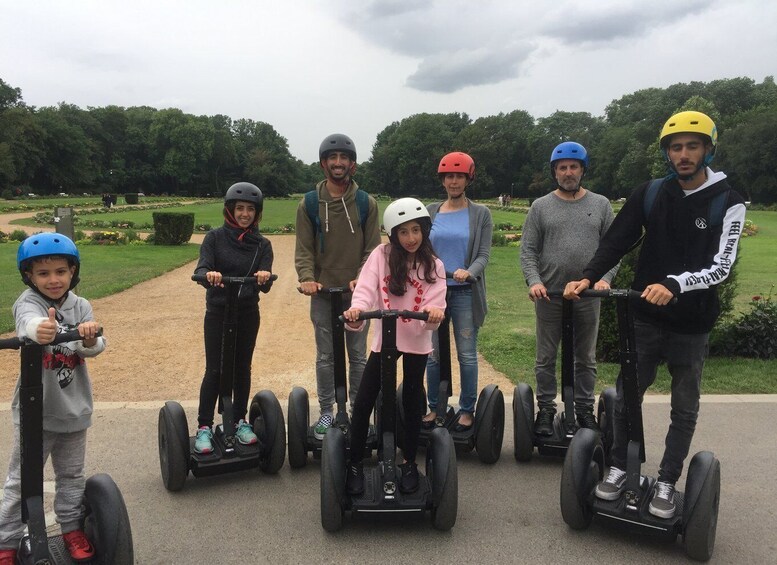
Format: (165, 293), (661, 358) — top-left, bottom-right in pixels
(0, 212), (513, 403)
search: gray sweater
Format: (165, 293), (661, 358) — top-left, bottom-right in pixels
(520, 190), (618, 290)
(12, 289), (106, 433)
(428, 199), (492, 328)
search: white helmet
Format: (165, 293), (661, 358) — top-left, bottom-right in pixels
(382, 198), (430, 234)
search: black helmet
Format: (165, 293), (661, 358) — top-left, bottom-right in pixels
(319, 133), (356, 162)
(225, 182), (263, 213)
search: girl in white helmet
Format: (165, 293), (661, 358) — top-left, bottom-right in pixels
(342, 198), (447, 495)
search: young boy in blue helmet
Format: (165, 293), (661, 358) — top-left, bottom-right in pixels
(0, 233), (105, 564)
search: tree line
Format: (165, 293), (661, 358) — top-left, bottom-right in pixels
(2, 76), (776, 203)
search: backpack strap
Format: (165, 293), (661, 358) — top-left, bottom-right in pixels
(708, 190), (729, 228)
(642, 178), (665, 222)
(305, 188), (371, 253)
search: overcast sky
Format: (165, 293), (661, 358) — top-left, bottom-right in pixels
(1, 0), (775, 162)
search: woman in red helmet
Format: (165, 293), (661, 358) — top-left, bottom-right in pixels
(423, 152), (493, 431)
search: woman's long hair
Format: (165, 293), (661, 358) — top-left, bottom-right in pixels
(387, 217), (438, 296)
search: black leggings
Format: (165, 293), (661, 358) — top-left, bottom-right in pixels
(349, 350), (427, 465)
(197, 306), (260, 428)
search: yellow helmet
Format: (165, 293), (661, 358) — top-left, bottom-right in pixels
(659, 111), (717, 148)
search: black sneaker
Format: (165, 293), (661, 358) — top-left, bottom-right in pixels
(649, 481), (677, 518)
(576, 406), (601, 434)
(346, 462), (364, 495)
(534, 407), (556, 436)
(399, 462), (419, 494)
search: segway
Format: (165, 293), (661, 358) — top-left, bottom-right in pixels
(398, 273), (504, 464)
(512, 290), (614, 462)
(287, 287), (377, 468)
(320, 309), (458, 532)
(157, 275), (286, 491)
(0, 329), (134, 564)
(560, 289), (720, 561)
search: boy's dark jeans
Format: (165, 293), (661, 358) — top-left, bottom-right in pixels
(610, 318), (709, 484)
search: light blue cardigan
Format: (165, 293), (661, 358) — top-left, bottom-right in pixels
(427, 198), (493, 328)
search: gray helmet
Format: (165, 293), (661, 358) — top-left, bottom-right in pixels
(225, 182), (263, 212)
(319, 133), (356, 162)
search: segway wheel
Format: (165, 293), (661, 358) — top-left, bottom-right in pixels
(474, 385), (505, 464)
(560, 428), (604, 530)
(512, 383), (535, 462)
(157, 401), (190, 491)
(597, 387), (617, 463)
(427, 427), (457, 531)
(83, 473), (134, 565)
(287, 387), (310, 469)
(321, 428), (346, 532)
(249, 390), (286, 474)
(682, 451), (721, 561)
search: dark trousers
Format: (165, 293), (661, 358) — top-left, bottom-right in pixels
(610, 318), (709, 484)
(197, 306), (260, 428)
(349, 351), (427, 465)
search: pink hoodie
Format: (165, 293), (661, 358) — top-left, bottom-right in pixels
(347, 244), (447, 354)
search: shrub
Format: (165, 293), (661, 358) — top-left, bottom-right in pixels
(0, 230), (7, 243)
(711, 292), (777, 359)
(152, 212), (194, 245)
(74, 230), (86, 241)
(124, 193), (139, 205)
(9, 230), (27, 242)
(88, 231), (128, 245)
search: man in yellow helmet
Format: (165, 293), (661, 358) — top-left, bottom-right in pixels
(564, 111), (746, 519)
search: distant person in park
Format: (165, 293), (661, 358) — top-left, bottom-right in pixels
(192, 182), (274, 454)
(343, 198), (446, 495)
(422, 152), (492, 432)
(295, 134), (381, 439)
(0, 233), (106, 563)
(520, 141), (617, 436)
(564, 111), (746, 519)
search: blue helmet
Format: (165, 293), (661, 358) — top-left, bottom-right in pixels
(549, 141), (589, 181)
(17, 232), (81, 290)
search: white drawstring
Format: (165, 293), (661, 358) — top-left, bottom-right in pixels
(341, 197), (355, 233)
(324, 197), (355, 234)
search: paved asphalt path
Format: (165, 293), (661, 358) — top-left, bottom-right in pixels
(1, 394), (775, 564)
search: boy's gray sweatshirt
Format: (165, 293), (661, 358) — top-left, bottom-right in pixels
(11, 289), (106, 432)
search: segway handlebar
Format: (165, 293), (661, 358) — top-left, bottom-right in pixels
(192, 274), (278, 285)
(296, 285), (351, 295)
(338, 309), (430, 323)
(0, 328), (104, 350)
(445, 271), (479, 284)
(547, 288), (678, 304)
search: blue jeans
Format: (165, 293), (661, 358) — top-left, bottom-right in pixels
(426, 287), (479, 414)
(610, 319), (708, 484)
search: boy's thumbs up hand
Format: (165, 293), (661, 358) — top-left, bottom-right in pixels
(36, 307), (58, 344)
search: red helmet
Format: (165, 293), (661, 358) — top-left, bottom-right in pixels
(438, 152), (475, 181)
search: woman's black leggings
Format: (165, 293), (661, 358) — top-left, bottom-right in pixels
(349, 350), (427, 465)
(197, 306), (260, 428)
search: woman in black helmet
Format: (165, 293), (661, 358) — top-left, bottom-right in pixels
(192, 182), (275, 454)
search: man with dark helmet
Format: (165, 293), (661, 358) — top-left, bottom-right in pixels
(565, 111), (746, 519)
(295, 134), (381, 439)
(520, 141), (618, 436)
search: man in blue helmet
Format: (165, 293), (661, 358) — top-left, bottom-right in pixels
(520, 141), (618, 436)
(565, 111), (746, 519)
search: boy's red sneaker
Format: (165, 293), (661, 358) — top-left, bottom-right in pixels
(0, 549), (17, 565)
(62, 530), (95, 562)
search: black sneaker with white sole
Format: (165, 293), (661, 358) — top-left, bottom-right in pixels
(649, 481), (676, 518)
(595, 466), (626, 500)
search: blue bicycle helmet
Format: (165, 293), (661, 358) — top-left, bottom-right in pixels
(17, 232), (81, 290)
(549, 142), (589, 182)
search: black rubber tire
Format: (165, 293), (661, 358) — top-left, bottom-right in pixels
(474, 385), (505, 464)
(560, 428), (603, 530)
(427, 427), (457, 531)
(512, 383), (535, 462)
(597, 387), (617, 463)
(321, 428), (346, 532)
(157, 402), (189, 492)
(249, 390), (286, 474)
(83, 473), (134, 565)
(683, 451), (721, 561)
(287, 387), (310, 469)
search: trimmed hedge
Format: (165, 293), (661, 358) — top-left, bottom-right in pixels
(152, 212), (194, 245)
(125, 193), (139, 204)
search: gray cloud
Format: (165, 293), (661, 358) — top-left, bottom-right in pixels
(406, 42), (533, 93)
